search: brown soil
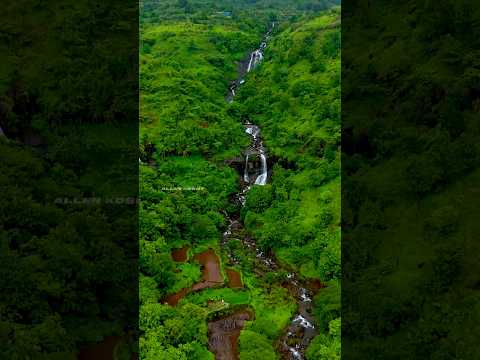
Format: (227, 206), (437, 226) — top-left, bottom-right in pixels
(171, 246), (189, 262)
(78, 336), (137, 360)
(208, 310), (253, 360)
(226, 269), (243, 288)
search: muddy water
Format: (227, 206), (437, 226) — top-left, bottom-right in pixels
(164, 248), (223, 305)
(171, 246), (189, 262)
(226, 269), (243, 288)
(208, 310), (253, 360)
(192, 249), (224, 291)
(163, 287), (191, 307)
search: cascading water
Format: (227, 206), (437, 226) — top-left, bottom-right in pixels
(255, 152), (268, 185)
(227, 23), (271, 102)
(247, 52), (254, 73)
(244, 122), (268, 186)
(243, 154), (250, 183)
(213, 22), (320, 360)
(238, 37), (269, 186)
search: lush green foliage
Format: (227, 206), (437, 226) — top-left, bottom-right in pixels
(140, 22), (255, 160)
(0, 1), (138, 357)
(239, 11), (340, 277)
(239, 330), (277, 360)
(343, 0), (480, 358)
(139, 303), (213, 360)
(141, 0), (340, 26)
(140, 3), (263, 358)
(236, 10), (341, 356)
(139, 1), (341, 359)
(0, 128), (137, 358)
(306, 318), (340, 360)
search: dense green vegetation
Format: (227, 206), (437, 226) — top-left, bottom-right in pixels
(140, 0), (340, 359)
(343, 1), (480, 359)
(0, 128), (137, 359)
(141, 0), (339, 25)
(237, 10), (341, 358)
(1, 1), (137, 358)
(238, 11), (340, 280)
(140, 4), (265, 359)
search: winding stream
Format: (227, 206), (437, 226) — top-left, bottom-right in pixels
(220, 23), (320, 360)
(163, 22), (320, 360)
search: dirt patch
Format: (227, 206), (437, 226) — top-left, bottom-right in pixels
(208, 310), (253, 360)
(78, 336), (137, 360)
(171, 246), (189, 262)
(226, 269), (243, 288)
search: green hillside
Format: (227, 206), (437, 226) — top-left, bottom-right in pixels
(140, 1), (340, 359)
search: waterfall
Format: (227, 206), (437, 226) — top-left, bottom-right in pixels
(255, 153), (268, 185)
(244, 154), (250, 183)
(221, 22), (318, 359)
(247, 52), (255, 72)
(247, 50), (264, 73)
(246, 125), (259, 141)
(292, 315), (315, 329)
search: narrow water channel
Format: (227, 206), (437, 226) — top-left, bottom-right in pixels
(163, 22), (321, 360)
(219, 22), (321, 360)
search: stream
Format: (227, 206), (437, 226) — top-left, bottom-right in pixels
(163, 22), (320, 360)
(220, 23), (320, 360)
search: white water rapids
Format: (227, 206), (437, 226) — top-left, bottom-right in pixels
(243, 124), (268, 186)
(255, 152), (268, 185)
(229, 29), (270, 186)
(247, 49), (264, 72)
(243, 154), (250, 183)
(224, 22), (319, 360)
